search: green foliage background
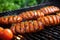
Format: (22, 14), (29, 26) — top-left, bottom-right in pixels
(0, 0), (48, 12)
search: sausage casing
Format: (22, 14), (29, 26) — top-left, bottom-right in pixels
(38, 15), (60, 26)
(10, 20), (44, 34)
(40, 6), (60, 14)
(0, 6), (59, 25)
(19, 6), (59, 20)
(0, 16), (22, 24)
(10, 15), (60, 34)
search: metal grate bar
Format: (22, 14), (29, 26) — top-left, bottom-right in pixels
(22, 26), (60, 40)
(24, 34), (31, 40)
(28, 34), (40, 40)
(43, 27), (60, 39)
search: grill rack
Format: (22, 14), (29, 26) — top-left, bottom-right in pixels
(0, 0), (60, 40)
(23, 25), (60, 40)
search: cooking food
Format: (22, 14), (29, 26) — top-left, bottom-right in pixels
(40, 6), (60, 14)
(0, 27), (13, 40)
(10, 20), (44, 34)
(37, 15), (60, 26)
(19, 11), (44, 20)
(0, 16), (22, 24)
(0, 6), (59, 25)
(0, 27), (4, 39)
(10, 14), (60, 34)
(19, 6), (60, 20)
(3, 29), (13, 40)
(0, 6), (60, 40)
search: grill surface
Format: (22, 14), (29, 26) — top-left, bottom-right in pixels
(0, 0), (60, 40)
(23, 25), (60, 40)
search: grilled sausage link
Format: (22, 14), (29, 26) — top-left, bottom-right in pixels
(19, 10), (44, 20)
(19, 6), (60, 20)
(10, 15), (60, 34)
(0, 16), (22, 24)
(10, 20), (44, 34)
(38, 15), (60, 26)
(40, 6), (60, 14)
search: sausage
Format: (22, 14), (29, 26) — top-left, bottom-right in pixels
(40, 6), (60, 14)
(0, 16), (22, 24)
(19, 6), (60, 20)
(10, 20), (44, 34)
(0, 6), (59, 25)
(37, 15), (60, 26)
(19, 10), (44, 20)
(10, 15), (60, 34)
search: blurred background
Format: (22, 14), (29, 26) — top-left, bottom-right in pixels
(0, 0), (48, 12)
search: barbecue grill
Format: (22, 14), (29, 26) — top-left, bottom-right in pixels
(0, 0), (60, 40)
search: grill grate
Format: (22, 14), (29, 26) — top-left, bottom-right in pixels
(0, 0), (60, 40)
(23, 26), (60, 40)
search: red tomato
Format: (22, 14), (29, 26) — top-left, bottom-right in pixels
(3, 29), (13, 40)
(0, 27), (4, 39)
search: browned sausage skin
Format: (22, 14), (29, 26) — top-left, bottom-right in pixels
(19, 6), (60, 20)
(10, 14), (60, 34)
(19, 10), (44, 20)
(0, 16), (22, 24)
(38, 15), (60, 26)
(0, 6), (59, 25)
(10, 20), (44, 34)
(40, 6), (60, 14)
